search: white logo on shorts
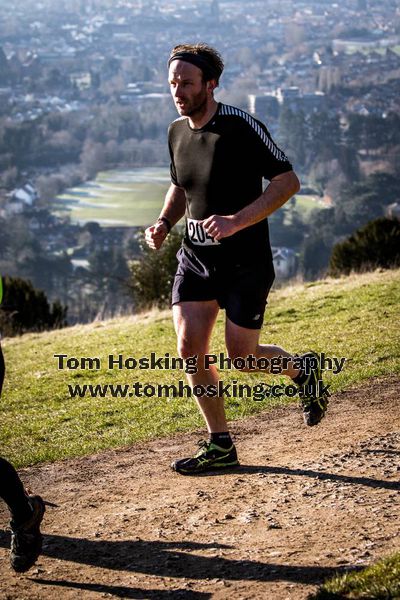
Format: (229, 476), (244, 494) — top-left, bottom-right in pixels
(253, 314), (261, 320)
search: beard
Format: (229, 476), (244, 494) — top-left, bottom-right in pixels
(176, 86), (208, 119)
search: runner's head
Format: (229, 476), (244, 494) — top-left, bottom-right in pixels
(168, 44), (224, 119)
(168, 43), (224, 86)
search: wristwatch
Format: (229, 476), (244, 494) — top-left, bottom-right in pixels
(157, 216), (171, 233)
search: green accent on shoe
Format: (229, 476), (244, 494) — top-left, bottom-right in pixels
(172, 439), (239, 475)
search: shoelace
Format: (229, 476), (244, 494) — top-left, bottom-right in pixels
(194, 439), (210, 457)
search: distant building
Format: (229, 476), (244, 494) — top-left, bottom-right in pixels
(70, 72), (92, 91)
(0, 87), (11, 107)
(120, 91), (170, 106)
(5, 183), (39, 216)
(249, 87), (325, 120)
(332, 36), (398, 53)
(0, 47), (11, 84)
(386, 203), (400, 221)
(248, 94), (280, 120)
(12, 183), (38, 206)
(277, 86), (300, 103)
(316, 65), (342, 93)
(301, 92), (326, 113)
(272, 247), (297, 279)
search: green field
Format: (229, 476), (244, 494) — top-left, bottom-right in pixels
(55, 168), (170, 226)
(55, 169), (324, 227)
(285, 194), (327, 223)
(1, 268), (399, 468)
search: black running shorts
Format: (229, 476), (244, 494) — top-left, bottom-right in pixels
(172, 245), (275, 330)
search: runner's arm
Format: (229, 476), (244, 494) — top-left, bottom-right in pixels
(145, 183), (186, 250)
(203, 170), (300, 241)
(234, 170), (300, 229)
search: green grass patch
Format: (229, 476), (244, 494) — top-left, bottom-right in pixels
(1, 268), (399, 467)
(282, 194), (328, 226)
(310, 551), (400, 599)
(54, 168), (170, 226)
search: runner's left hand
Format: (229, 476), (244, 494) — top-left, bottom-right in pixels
(202, 215), (239, 241)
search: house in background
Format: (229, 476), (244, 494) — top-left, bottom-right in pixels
(385, 203), (400, 221)
(4, 183), (39, 216)
(272, 246), (297, 279)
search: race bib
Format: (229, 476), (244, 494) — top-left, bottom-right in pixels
(186, 218), (220, 246)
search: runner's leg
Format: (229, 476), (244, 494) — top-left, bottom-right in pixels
(172, 301), (239, 474)
(225, 318), (329, 426)
(173, 300), (228, 433)
(0, 343), (32, 522)
(0, 343), (45, 571)
(0, 458), (32, 524)
(225, 318), (300, 379)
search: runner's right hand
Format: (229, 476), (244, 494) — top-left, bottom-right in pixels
(145, 221), (169, 250)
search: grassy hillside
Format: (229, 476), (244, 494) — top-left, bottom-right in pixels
(1, 268), (399, 468)
(310, 551), (400, 599)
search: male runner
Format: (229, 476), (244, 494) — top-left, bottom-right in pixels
(145, 43), (329, 475)
(0, 276), (45, 571)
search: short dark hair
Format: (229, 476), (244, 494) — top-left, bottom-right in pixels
(169, 43), (224, 84)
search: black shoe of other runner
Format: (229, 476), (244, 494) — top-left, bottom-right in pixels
(10, 495), (45, 572)
(297, 352), (330, 426)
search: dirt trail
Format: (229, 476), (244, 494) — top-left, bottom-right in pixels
(1, 376), (399, 600)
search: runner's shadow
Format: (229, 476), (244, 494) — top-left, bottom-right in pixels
(29, 579), (211, 599)
(361, 449), (400, 456)
(235, 465), (400, 490)
(0, 532), (352, 585)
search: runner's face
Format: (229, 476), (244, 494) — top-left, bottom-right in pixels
(168, 60), (209, 118)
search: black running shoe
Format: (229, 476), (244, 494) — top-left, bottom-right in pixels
(297, 352), (330, 426)
(171, 440), (239, 475)
(10, 495), (45, 573)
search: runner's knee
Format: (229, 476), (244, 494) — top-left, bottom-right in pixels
(177, 338), (206, 360)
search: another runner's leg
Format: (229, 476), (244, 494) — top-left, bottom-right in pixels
(0, 344), (45, 572)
